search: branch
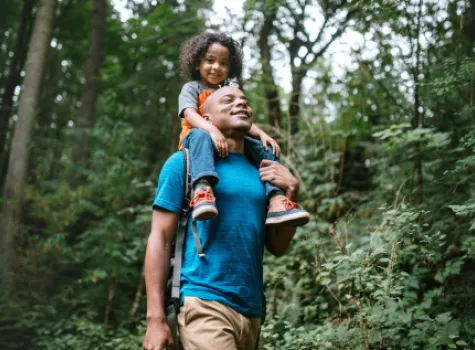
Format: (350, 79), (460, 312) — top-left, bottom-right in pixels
(129, 265), (145, 321)
(307, 0), (351, 52)
(356, 56), (413, 116)
(282, 1), (300, 35)
(312, 6), (360, 60)
(335, 137), (347, 196)
(307, 14), (330, 52)
(274, 18), (290, 45)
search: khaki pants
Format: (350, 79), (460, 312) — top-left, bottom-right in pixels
(177, 296), (261, 350)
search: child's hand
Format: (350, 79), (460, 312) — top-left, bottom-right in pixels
(209, 127), (229, 158)
(260, 132), (281, 157)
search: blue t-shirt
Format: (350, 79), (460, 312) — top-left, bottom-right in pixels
(152, 151), (267, 317)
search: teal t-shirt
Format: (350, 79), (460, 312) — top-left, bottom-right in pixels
(152, 151), (267, 317)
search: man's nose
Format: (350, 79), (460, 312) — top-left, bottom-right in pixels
(235, 97), (248, 107)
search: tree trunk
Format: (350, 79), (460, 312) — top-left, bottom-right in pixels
(0, 0), (57, 293)
(0, 0), (36, 189)
(288, 68), (306, 135)
(258, 4), (282, 129)
(412, 0), (424, 204)
(76, 0), (107, 166)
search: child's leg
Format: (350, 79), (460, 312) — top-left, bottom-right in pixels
(182, 128), (219, 187)
(244, 137), (309, 227)
(182, 129), (218, 220)
(243, 137), (283, 197)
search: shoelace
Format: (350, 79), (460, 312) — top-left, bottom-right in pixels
(282, 198), (303, 211)
(189, 188), (216, 208)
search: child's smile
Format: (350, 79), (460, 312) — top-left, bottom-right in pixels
(197, 43), (230, 88)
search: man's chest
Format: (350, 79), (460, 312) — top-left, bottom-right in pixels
(214, 157), (267, 209)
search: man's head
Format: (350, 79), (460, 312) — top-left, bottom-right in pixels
(202, 86), (253, 137)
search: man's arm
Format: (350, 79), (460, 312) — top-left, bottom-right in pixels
(259, 160), (300, 256)
(143, 209), (179, 350)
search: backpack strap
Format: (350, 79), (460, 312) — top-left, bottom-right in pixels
(170, 148), (191, 302)
(191, 220), (205, 257)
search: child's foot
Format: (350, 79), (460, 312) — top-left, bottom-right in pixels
(265, 194), (309, 227)
(189, 180), (218, 221)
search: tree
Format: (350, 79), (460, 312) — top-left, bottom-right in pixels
(0, 0), (36, 187)
(0, 0), (57, 292)
(76, 0), (107, 166)
(249, 0), (363, 134)
(256, 1), (282, 128)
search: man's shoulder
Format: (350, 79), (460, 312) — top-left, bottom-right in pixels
(153, 151), (185, 214)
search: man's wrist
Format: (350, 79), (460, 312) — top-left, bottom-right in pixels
(146, 313), (167, 324)
(286, 182), (299, 201)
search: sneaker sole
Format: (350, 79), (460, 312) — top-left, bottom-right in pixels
(192, 205), (218, 221)
(265, 212), (310, 227)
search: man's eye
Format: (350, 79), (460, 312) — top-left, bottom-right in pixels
(206, 59), (213, 63)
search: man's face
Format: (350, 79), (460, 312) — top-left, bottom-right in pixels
(205, 87), (253, 135)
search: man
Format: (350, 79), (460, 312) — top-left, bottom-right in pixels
(143, 86), (303, 350)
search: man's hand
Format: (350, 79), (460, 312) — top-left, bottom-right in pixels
(209, 126), (229, 158)
(259, 132), (281, 157)
(143, 318), (174, 350)
(259, 160), (299, 200)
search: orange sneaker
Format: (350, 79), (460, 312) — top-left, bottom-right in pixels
(190, 185), (218, 221)
(265, 195), (309, 227)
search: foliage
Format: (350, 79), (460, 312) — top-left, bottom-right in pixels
(1, 0), (474, 349)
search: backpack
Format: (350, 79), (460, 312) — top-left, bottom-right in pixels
(164, 148), (266, 349)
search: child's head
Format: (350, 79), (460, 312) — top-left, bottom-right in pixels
(179, 32), (242, 87)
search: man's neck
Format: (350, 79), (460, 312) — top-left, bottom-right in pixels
(226, 138), (245, 154)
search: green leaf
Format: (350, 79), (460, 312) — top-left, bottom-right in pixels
(435, 312), (452, 324)
(456, 340), (468, 346)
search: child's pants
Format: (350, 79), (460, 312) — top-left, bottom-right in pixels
(182, 128), (283, 197)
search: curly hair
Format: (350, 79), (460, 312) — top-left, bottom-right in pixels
(179, 32), (243, 82)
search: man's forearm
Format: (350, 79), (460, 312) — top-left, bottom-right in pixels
(144, 210), (177, 322)
(145, 235), (169, 321)
(265, 184), (299, 256)
(266, 226), (297, 256)
(260, 161), (300, 256)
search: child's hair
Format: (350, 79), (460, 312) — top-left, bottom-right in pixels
(179, 32), (243, 82)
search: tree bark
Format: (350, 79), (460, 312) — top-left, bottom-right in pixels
(412, 0), (424, 204)
(258, 4), (282, 129)
(0, 0), (36, 188)
(289, 68), (306, 135)
(76, 0), (107, 166)
(0, 0), (57, 293)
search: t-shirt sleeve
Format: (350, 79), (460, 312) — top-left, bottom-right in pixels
(178, 82), (200, 118)
(152, 152), (185, 215)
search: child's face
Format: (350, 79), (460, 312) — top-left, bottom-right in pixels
(197, 43), (230, 88)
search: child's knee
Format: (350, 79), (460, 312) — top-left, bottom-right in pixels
(184, 128), (212, 148)
(188, 128), (211, 141)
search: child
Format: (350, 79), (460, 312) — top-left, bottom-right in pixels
(178, 32), (309, 227)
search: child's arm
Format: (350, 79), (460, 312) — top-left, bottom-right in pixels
(183, 108), (229, 158)
(247, 124), (281, 156)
